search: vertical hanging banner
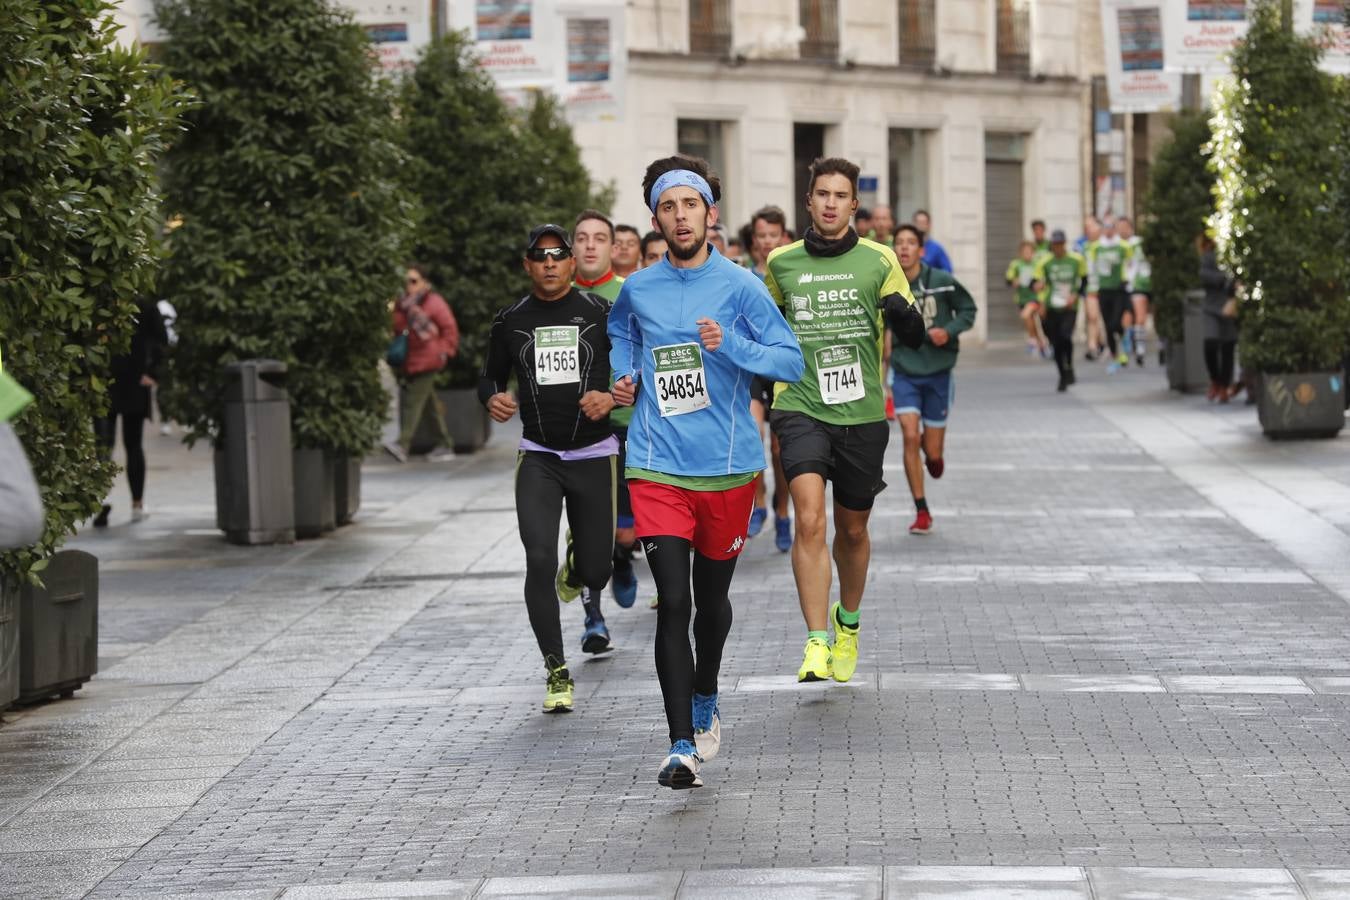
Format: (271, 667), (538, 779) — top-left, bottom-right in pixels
(555, 3), (626, 121)
(344, 1), (433, 72)
(1164, 0), (1252, 72)
(1100, 0), (1183, 112)
(449, 0), (558, 87)
(1296, 0), (1350, 74)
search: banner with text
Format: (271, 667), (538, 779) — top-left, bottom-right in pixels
(1163, 0), (1251, 72)
(554, 2), (626, 120)
(1101, 0), (1183, 112)
(1297, 0), (1350, 74)
(449, 0), (558, 87)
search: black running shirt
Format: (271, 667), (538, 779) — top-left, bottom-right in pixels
(477, 289), (614, 451)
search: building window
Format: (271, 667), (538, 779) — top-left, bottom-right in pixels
(898, 0), (936, 71)
(677, 119), (729, 212)
(888, 128), (930, 223)
(689, 0), (731, 56)
(799, 0), (839, 61)
(996, 0), (1031, 75)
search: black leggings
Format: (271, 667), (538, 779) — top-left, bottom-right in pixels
(1044, 309), (1077, 379)
(645, 535), (737, 744)
(515, 451), (615, 670)
(1204, 339), (1236, 386)
(1100, 289), (1128, 355)
(95, 413), (146, 502)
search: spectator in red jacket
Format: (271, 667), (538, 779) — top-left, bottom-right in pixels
(384, 264), (459, 463)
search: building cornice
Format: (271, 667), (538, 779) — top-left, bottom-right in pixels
(628, 50), (1085, 96)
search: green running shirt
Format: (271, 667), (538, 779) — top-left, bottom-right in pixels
(574, 274), (632, 428)
(1086, 238), (1131, 292)
(1005, 258), (1041, 306)
(763, 238), (913, 426)
(1034, 252), (1088, 310)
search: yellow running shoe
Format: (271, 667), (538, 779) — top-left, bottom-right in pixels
(796, 636), (833, 682)
(555, 531), (582, 603)
(830, 601), (859, 683)
(543, 665), (574, 713)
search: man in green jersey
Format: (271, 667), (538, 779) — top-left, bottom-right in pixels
(887, 224), (977, 536)
(1118, 216), (1151, 367)
(747, 205), (794, 551)
(1006, 240), (1047, 357)
(559, 209), (643, 611)
(1034, 229), (1089, 392)
(764, 157), (923, 684)
(1085, 217), (1133, 373)
(1030, 219), (1051, 256)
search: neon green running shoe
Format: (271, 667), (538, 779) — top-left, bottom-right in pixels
(543, 665), (574, 713)
(830, 601), (859, 683)
(796, 636), (832, 682)
(555, 531), (582, 603)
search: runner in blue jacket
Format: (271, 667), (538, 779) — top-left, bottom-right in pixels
(609, 155), (803, 790)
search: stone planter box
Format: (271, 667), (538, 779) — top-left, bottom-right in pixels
(1257, 372), (1345, 439)
(293, 448), (336, 539)
(0, 578), (17, 710)
(18, 549), (98, 704)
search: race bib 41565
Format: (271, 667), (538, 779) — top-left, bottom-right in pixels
(535, 326), (580, 385)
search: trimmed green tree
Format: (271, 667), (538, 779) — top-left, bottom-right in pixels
(1139, 112), (1213, 344)
(0, 1), (187, 584)
(1208, 0), (1350, 374)
(156, 0), (413, 457)
(399, 34), (612, 387)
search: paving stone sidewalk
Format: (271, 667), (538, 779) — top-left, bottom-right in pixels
(3, 347), (1350, 898)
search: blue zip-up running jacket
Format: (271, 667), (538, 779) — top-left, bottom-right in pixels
(609, 246), (805, 478)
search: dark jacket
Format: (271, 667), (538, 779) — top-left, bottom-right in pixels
(109, 299), (169, 418)
(1199, 249), (1237, 342)
(892, 263), (978, 376)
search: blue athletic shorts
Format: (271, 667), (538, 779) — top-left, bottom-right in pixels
(891, 369), (953, 428)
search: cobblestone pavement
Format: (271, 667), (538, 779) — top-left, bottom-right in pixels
(3, 348), (1350, 898)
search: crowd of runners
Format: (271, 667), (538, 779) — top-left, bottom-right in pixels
(476, 151), (1159, 790)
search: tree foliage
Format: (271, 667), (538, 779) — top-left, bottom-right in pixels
(0, 1), (188, 584)
(399, 33), (613, 388)
(157, 0), (413, 454)
(1208, 0), (1350, 373)
(1140, 113), (1213, 343)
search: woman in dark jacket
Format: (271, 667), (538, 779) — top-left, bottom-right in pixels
(1198, 237), (1238, 402)
(93, 298), (168, 526)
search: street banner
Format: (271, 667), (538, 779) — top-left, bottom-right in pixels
(1163, 0), (1251, 72)
(1296, 0), (1350, 73)
(554, 2), (626, 121)
(449, 0), (558, 87)
(345, 0), (434, 73)
(1100, 0), (1183, 112)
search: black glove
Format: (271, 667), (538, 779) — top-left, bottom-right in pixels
(884, 293), (925, 350)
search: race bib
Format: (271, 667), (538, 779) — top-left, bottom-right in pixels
(534, 326), (579, 385)
(1018, 270), (1034, 287)
(1051, 282), (1072, 309)
(816, 345), (865, 406)
(652, 342), (710, 416)
(1097, 256), (1115, 276)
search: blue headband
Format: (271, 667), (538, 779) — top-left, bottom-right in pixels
(649, 169), (715, 212)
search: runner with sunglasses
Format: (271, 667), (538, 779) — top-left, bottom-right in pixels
(480, 224), (618, 714)
(610, 154), (804, 789)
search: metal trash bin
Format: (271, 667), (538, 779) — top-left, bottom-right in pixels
(214, 359), (295, 544)
(1179, 289), (1211, 394)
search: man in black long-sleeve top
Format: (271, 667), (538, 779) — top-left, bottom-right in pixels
(478, 224), (617, 714)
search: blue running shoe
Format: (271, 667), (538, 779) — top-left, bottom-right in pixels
(747, 506), (768, 538)
(692, 692), (721, 761)
(657, 739), (702, 789)
(1106, 361), (1122, 375)
(1121, 327), (1134, 359)
(581, 612), (612, 654)
(774, 516), (792, 553)
(612, 561), (638, 609)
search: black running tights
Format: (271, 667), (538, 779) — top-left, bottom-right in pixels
(645, 535), (737, 744)
(1044, 309), (1076, 379)
(94, 413), (146, 502)
(515, 452), (615, 670)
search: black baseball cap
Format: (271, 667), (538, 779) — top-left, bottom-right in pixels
(526, 224), (571, 251)
(1050, 228), (1067, 243)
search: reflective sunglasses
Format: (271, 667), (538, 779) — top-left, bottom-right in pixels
(526, 247), (572, 262)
